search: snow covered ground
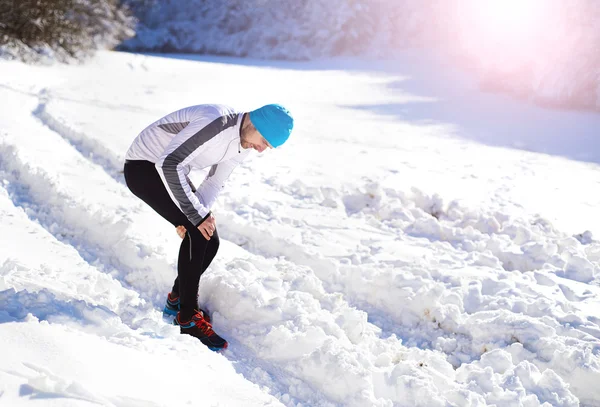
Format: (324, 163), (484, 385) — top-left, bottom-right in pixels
(0, 50), (599, 407)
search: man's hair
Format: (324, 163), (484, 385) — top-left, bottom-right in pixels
(241, 113), (257, 139)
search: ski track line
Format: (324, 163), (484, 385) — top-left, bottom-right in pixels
(0, 90), (182, 308)
(0, 189), (144, 324)
(33, 89), (126, 182)
(0, 180), (187, 357)
(0, 163), (330, 407)
(0, 135), (174, 309)
(0, 149), (165, 327)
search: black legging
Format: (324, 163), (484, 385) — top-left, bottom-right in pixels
(124, 159), (219, 320)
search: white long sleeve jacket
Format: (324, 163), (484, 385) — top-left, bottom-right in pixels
(126, 104), (251, 226)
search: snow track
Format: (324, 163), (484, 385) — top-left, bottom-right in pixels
(0, 121), (175, 305)
(33, 90), (126, 182)
(19, 88), (459, 406)
(0, 153), (283, 406)
(1, 52), (600, 407)
(0, 87), (334, 406)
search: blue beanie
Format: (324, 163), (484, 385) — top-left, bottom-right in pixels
(249, 104), (294, 148)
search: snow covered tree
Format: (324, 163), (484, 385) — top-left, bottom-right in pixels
(116, 0), (600, 111)
(0, 0), (135, 61)
(118, 0), (382, 59)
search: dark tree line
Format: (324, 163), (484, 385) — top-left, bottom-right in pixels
(0, 0), (135, 60)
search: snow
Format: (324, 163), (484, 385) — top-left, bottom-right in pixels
(119, 0), (600, 111)
(1, 50), (600, 406)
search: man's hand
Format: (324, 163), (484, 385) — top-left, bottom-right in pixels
(176, 225), (186, 239)
(198, 214), (217, 240)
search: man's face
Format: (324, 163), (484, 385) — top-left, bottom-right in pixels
(241, 128), (273, 153)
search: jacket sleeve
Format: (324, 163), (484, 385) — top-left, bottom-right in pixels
(155, 117), (221, 226)
(195, 157), (242, 210)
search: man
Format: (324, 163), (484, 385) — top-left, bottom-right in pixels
(123, 103), (294, 351)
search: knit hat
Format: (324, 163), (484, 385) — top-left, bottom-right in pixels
(249, 104), (294, 148)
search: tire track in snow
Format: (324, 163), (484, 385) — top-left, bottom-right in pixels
(33, 89), (126, 182)
(0, 123), (175, 311)
(0, 144), (166, 303)
(0, 156), (175, 345)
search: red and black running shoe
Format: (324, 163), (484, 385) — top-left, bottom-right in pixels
(175, 311), (227, 351)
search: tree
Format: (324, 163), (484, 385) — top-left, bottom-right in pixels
(0, 0), (135, 61)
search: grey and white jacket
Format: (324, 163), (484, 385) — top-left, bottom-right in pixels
(126, 104), (251, 226)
